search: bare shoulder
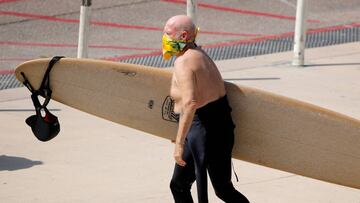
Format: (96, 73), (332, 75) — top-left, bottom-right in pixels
(173, 58), (192, 78)
(174, 49), (203, 72)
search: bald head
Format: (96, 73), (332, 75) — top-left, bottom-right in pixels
(164, 15), (197, 41)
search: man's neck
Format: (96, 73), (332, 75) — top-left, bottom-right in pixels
(177, 42), (197, 56)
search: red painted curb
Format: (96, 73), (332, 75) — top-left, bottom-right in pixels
(161, 0), (322, 23)
(0, 69), (15, 75)
(0, 0), (26, 3)
(102, 51), (163, 61)
(0, 41), (158, 51)
(0, 11), (260, 37)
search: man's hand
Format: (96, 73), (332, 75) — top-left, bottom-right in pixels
(174, 143), (186, 167)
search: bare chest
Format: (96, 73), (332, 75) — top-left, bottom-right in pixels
(170, 75), (181, 101)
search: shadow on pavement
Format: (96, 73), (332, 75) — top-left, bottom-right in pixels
(304, 63), (360, 68)
(0, 155), (43, 171)
(0, 109), (61, 112)
(224, 77), (281, 81)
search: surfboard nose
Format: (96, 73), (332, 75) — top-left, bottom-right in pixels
(15, 58), (51, 89)
(15, 62), (28, 83)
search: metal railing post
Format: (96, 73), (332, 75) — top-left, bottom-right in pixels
(292, 0), (307, 67)
(187, 0), (197, 24)
(77, 0), (92, 58)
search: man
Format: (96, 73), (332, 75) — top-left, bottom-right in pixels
(163, 15), (250, 203)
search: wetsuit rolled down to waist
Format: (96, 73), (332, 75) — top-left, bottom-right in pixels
(170, 95), (249, 203)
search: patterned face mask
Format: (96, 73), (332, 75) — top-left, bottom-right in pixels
(162, 28), (199, 60)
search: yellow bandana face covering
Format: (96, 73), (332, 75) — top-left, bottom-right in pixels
(162, 28), (199, 60)
(162, 34), (188, 60)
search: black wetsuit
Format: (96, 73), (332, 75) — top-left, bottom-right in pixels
(170, 95), (250, 203)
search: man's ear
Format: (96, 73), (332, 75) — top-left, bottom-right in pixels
(180, 31), (188, 40)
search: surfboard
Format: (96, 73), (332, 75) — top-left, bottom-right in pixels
(15, 58), (360, 189)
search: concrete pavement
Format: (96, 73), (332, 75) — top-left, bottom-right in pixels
(1, 43), (360, 202)
(1, 0), (360, 72)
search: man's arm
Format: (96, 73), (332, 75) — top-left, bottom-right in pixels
(173, 60), (198, 166)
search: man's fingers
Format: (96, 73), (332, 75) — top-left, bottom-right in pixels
(175, 156), (186, 167)
(177, 160), (186, 167)
(174, 143), (186, 166)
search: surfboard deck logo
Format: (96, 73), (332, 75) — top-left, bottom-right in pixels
(162, 96), (179, 123)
